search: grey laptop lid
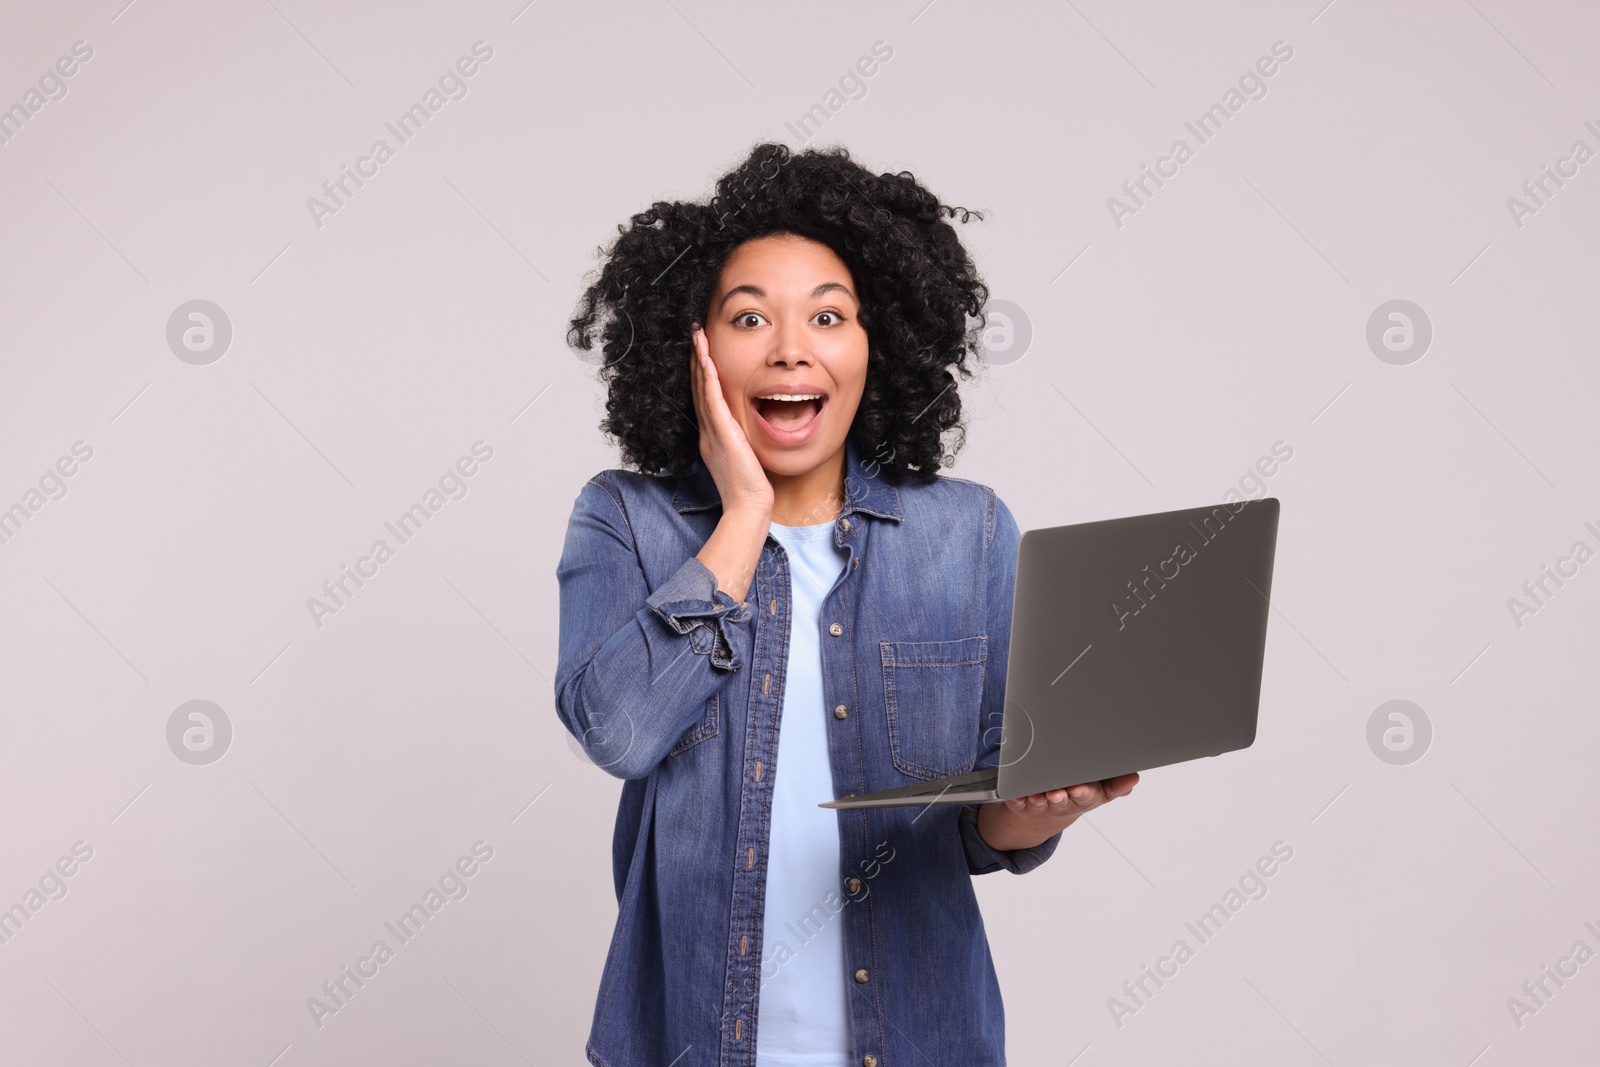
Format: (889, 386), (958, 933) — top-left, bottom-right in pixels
(994, 497), (1279, 799)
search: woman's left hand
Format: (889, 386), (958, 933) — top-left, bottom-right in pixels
(976, 772), (1140, 852)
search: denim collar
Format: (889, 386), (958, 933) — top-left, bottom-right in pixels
(670, 436), (903, 522)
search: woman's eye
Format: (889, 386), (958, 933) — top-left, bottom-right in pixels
(813, 310), (844, 327)
(733, 312), (766, 328)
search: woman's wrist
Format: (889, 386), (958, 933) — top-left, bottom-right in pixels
(720, 500), (773, 524)
(696, 505), (772, 606)
(976, 799), (1072, 852)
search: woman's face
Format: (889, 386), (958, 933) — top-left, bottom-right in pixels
(702, 233), (869, 481)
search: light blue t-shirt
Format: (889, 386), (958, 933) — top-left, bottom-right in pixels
(756, 519), (852, 1066)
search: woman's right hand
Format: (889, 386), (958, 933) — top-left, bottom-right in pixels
(689, 324), (773, 516)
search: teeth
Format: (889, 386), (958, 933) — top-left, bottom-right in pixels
(757, 393), (822, 401)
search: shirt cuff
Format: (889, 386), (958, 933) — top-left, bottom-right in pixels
(645, 556), (752, 671)
(958, 803), (1062, 876)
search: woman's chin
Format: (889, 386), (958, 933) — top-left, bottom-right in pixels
(753, 437), (845, 480)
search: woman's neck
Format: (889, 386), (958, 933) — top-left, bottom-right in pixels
(767, 444), (848, 526)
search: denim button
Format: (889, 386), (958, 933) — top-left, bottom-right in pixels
(840, 518), (851, 531)
(854, 968), (869, 983)
(846, 877), (862, 893)
(833, 704), (848, 720)
(828, 622), (843, 636)
(863, 1055), (878, 1067)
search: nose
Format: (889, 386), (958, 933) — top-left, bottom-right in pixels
(767, 316), (812, 367)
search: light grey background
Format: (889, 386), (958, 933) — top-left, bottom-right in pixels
(1, 1), (1595, 1064)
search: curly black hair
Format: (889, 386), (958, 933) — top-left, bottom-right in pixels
(567, 142), (990, 486)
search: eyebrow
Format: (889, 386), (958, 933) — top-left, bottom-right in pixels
(717, 281), (856, 311)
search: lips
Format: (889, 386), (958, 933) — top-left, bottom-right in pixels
(750, 388), (828, 445)
(756, 396), (822, 429)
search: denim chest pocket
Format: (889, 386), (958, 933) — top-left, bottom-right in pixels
(881, 636), (987, 781)
(668, 693), (719, 756)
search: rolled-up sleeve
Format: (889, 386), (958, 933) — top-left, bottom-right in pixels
(959, 488), (1062, 876)
(644, 554), (750, 671)
(958, 803), (1061, 875)
(555, 474), (753, 780)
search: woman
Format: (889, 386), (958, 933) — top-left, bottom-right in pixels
(557, 142), (1137, 1067)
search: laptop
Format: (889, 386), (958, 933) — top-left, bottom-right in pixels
(820, 497), (1280, 810)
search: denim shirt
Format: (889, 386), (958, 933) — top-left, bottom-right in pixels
(555, 437), (1061, 1067)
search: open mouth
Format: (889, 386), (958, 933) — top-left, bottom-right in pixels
(752, 392), (827, 435)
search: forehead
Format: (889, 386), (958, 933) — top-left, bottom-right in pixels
(715, 234), (854, 292)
